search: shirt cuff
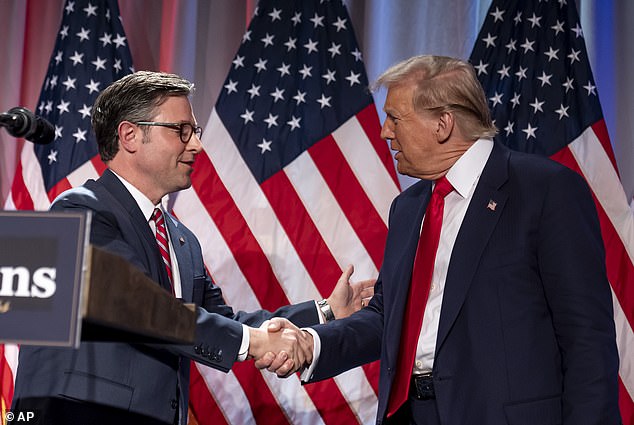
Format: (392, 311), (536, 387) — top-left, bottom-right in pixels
(237, 324), (249, 362)
(300, 327), (321, 382)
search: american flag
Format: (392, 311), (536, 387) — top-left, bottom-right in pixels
(470, 1), (634, 423)
(176, 1), (400, 423)
(1, 0), (134, 422)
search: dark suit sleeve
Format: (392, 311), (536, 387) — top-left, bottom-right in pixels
(537, 168), (620, 423)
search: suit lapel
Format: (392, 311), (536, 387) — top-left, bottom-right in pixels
(435, 143), (510, 353)
(165, 214), (194, 302)
(98, 170), (173, 292)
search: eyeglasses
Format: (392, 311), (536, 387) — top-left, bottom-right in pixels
(135, 121), (203, 143)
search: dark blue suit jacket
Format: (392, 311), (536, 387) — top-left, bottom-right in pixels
(12, 169), (319, 424)
(309, 143), (620, 424)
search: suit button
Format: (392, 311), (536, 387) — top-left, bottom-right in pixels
(171, 399), (178, 409)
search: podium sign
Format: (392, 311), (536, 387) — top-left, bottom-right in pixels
(0, 211), (90, 347)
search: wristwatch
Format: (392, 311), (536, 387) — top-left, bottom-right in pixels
(317, 299), (335, 322)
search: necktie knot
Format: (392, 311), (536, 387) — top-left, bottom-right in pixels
(151, 208), (164, 225)
(433, 176), (453, 199)
(150, 207), (174, 294)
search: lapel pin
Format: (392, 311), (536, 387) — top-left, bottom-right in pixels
(179, 237), (185, 246)
(487, 199), (497, 211)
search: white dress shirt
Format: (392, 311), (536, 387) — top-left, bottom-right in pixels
(303, 138), (493, 380)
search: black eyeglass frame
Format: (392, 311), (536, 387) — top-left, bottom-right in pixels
(135, 121), (203, 143)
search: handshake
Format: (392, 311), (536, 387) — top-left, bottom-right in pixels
(246, 264), (374, 378)
(248, 318), (314, 378)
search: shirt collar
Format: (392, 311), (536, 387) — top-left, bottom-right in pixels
(444, 138), (494, 199)
(109, 169), (164, 222)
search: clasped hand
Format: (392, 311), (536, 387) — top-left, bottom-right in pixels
(247, 318), (314, 378)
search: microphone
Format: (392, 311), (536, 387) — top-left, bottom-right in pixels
(0, 107), (55, 145)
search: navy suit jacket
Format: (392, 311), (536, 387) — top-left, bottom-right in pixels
(309, 143), (620, 424)
(12, 169), (319, 424)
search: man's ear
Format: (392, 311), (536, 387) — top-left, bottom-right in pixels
(118, 121), (139, 153)
(436, 111), (455, 143)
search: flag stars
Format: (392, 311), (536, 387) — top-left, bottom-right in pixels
(504, 121), (514, 136)
(277, 63), (291, 77)
(505, 39), (517, 53)
(240, 109), (254, 124)
(513, 11), (522, 24)
(113, 34), (126, 47)
(263, 114), (278, 128)
(490, 7), (504, 22)
(474, 60), (488, 75)
(233, 55), (245, 69)
(544, 47), (559, 62)
(56, 100), (70, 115)
(562, 77), (574, 92)
(299, 65), (312, 79)
(113, 59), (122, 72)
(520, 38), (535, 53)
(54, 125), (63, 140)
(568, 49), (581, 64)
(85, 79), (100, 94)
(287, 116), (301, 131)
(254, 58), (268, 72)
(257, 139), (272, 154)
(310, 13), (324, 28)
(537, 71), (552, 87)
(558, 0), (568, 7)
(284, 37), (297, 51)
(555, 104), (569, 120)
(69, 51), (84, 65)
(332, 16), (347, 31)
(482, 33), (497, 48)
(224, 79), (238, 94)
(583, 81), (597, 96)
(351, 48), (362, 61)
(510, 92), (521, 108)
(291, 12), (301, 25)
(527, 13), (542, 28)
(60, 25), (69, 40)
(317, 94), (331, 109)
(92, 56), (107, 71)
(99, 32), (112, 46)
(45, 101), (53, 114)
(47, 150), (58, 165)
(83, 2), (97, 17)
(247, 84), (261, 98)
(49, 75), (58, 89)
(304, 39), (318, 54)
(72, 128), (87, 143)
(515, 66), (527, 81)
(345, 71), (361, 86)
(293, 90), (307, 105)
(242, 30), (252, 43)
(268, 8), (282, 22)
(489, 92), (503, 107)
(261, 33), (275, 47)
(322, 69), (336, 84)
(54, 50), (63, 64)
(78, 104), (92, 118)
(522, 123), (538, 140)
(65, 1), (74, 14)
(270, 87), (285, 102)
(551, 20), (564, 35)
(529, 97), (545, 113)
(62, 76), (77, 91)
(76, 27), (90, 42)
(328, 42), (342, 58)
(497, 64), (510, 79)
(571, 23), (583, 38)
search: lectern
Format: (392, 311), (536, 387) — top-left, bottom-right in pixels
(0, 210), (195, 347)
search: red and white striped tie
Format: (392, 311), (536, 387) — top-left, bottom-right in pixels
(150, 207), (174, 295)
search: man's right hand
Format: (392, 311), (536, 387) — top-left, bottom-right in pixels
(249, 318), (314, 378)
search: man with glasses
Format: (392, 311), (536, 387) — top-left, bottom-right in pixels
(11, 71), (372, 425)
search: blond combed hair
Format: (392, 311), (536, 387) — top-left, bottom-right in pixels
(373, 55), (497, 140)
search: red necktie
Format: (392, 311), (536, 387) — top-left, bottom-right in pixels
(150, 208), (174, 295)
(387, 176), (453, 416)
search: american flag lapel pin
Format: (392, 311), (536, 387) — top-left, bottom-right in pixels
(179, 236), (186, 246)
(487, 199), (497, 211)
